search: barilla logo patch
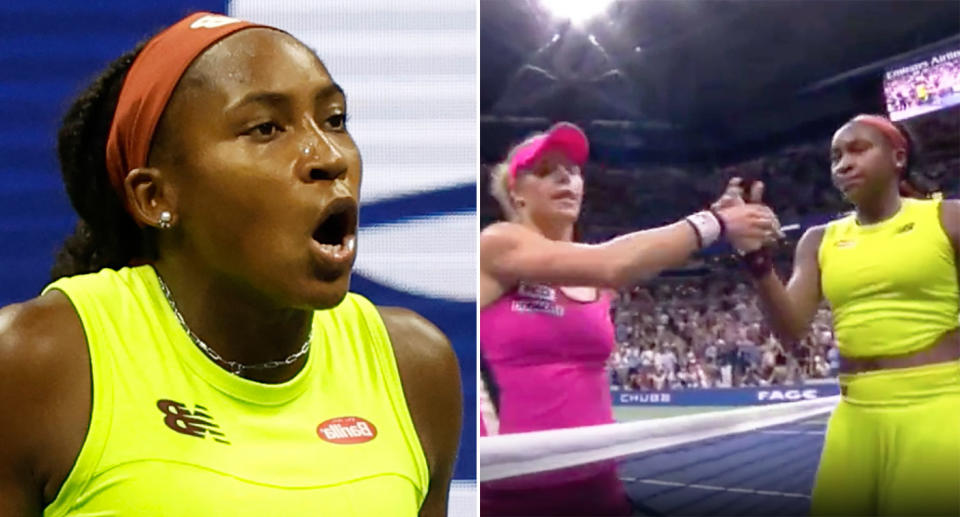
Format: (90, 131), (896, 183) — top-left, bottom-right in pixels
(317, 416), (378, 444)
(190, 15), (241, 29)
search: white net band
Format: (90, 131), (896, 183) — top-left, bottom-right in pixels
(479, 396), (839, 482)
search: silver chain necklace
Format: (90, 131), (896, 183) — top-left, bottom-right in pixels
(156, 274), (312, 376)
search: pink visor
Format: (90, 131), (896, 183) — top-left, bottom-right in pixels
(507, 122), (589, 188)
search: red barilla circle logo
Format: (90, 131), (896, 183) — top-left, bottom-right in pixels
(317, 416), (378, 444)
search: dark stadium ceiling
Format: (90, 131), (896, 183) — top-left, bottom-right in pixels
(480, 0), (960, 163)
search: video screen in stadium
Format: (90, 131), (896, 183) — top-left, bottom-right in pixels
(884, 47), (960, 121)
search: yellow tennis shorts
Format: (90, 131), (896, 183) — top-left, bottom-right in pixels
(811, 361), (960, 516)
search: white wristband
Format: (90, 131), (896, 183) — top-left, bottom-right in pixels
(685, 210), (723, 248)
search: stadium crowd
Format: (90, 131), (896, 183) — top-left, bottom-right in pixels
(608, 274), (838, 391)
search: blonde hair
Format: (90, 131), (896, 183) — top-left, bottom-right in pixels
(489, 131), (547, 221)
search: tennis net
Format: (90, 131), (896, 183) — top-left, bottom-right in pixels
(480, 396), (838, 516)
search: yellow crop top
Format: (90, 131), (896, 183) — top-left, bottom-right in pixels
(41, 265), (428, 516)
(819, 198), (959, 357)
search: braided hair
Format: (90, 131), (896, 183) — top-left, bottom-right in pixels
(50, 41), (158, 281)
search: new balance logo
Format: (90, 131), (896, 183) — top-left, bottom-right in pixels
(317, 416), (378, 444)
(190, 15), (241, 29)
(157, 399), (230, 444)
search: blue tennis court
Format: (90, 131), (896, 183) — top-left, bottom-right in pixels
(620, 415), (829, 516)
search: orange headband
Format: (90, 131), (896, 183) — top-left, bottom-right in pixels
(105, 12), (269, 201)
(851, 114), (908, 153)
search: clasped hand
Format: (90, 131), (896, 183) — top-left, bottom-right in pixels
(711, 177), (783, 253)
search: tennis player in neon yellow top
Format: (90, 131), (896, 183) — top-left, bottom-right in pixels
(0, 12), (461, 516)
(722, 114), (959, 516)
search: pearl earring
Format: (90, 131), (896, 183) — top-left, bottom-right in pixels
(158, 211), (173, 230)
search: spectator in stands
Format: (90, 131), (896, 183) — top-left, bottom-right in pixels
(640, 343), (656, 374)
(651, 365), (667, 391)
(813, 355), (831, 378)
(826, 345), (840, 377)
(627, 368), (645, 391)
(658, 344), (678, 382)
(704, 342), (718, 363)
(771, 349), (789, 385)
(741, 366), (761, 387)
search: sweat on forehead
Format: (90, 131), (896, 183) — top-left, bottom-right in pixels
(186, 28), (323, 86)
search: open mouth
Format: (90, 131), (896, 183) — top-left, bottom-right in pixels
(311, 199), (358, 262)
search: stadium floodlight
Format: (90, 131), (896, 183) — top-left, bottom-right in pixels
(542, 0), (616, 24)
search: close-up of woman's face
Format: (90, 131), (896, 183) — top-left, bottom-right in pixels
(513, 149), (583, 223)
(829, 122), (903, 205)
(150, 28), (362, 310)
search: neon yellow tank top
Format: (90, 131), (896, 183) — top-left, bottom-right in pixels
(41, 266), (428, 516)
(819, 198), (959, 357)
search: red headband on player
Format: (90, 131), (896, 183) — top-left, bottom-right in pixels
(105, 12), (269, 202)
(851, 114), (908, 154)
